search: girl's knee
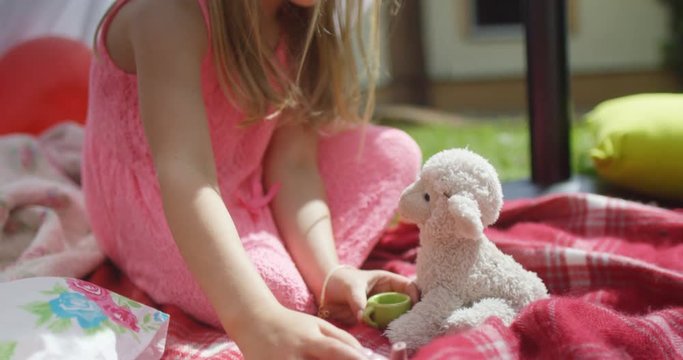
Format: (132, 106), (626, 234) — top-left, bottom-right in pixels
(318, 124), (422, 189)
(367, 126), (422, 185)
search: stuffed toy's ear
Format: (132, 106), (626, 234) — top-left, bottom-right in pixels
(447, 194), (484, 238)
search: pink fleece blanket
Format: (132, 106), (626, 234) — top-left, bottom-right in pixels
(0, 123), (103, 281)
(85, 192), (683, 359)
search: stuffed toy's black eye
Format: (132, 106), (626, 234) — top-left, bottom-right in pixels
(424, 193), (430, 202)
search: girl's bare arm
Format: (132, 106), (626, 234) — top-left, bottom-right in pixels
(129, 0), (279, 334)
(264, 123), (340, 301)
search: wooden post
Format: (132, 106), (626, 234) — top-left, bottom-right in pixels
(388, 0), (428, 105)
(523, 0), (571, 185)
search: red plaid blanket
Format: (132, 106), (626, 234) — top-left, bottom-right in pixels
(86, 193), (683, 359)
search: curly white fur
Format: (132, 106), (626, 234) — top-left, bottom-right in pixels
(385, 148), (548, 350)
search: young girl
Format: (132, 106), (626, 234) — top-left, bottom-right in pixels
(83, 0), (422, 358)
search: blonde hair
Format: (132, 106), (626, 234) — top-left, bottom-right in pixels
(208, 0), (382, 126)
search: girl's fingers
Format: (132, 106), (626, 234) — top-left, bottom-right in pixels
(319, 320), (363, 350)
(323, 303), (357, 325)
(347, 285), (368, 321)
(405, 281), (420, 304)
(322, 270), (420, 328)
(370, 271), (414, 295)
(308, 338), (366, 360)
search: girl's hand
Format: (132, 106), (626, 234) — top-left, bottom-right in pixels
(236, 305), (369, 360)
(321, 268), (420, 325)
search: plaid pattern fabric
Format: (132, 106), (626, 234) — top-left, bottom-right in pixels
(87, 193), (683, 359)
(414, 193), (683, 360)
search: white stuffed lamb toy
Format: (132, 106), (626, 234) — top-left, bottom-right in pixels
(386, 148), (548, 350)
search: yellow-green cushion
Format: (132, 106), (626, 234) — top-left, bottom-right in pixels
(586, 93), (683, 201)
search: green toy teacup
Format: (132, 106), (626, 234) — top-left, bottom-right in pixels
(362, 292), (412, 329)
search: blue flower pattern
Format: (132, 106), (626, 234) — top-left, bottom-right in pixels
(25, 281), (169, 336)
(153, 311), (169, 323)
(48, 292), (107, 329)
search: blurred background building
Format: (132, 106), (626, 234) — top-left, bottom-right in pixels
(379, 0), (676, 115)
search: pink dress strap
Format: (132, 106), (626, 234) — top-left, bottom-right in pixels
(195, 0), (213, 44)
(95, 0), (213, 74)
(96, 0), (129, 49)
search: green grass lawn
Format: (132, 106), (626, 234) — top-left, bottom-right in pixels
(379, 117), (595, 181)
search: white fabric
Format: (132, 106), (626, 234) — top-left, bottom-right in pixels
(0, 0), (113, 55)
(0, 277), (169, 360)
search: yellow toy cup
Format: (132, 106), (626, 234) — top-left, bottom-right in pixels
(362, 292), (412, 329)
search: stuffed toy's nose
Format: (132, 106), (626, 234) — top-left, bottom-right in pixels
(398, 182), (430, 224)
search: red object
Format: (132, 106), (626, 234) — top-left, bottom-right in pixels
(390, 342), (408, 360)
(86, 193), (683, 359)
(0, 37), (92, 135)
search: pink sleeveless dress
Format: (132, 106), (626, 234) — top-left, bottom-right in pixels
(82, 0), (421, 328)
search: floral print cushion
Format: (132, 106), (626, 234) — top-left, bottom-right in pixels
(0, 277), (169, 360)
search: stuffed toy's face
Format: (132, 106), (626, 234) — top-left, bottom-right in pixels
(398, 149), (503, 237)
(398, 168), (486, 238)
(398, 177), (432, 225)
